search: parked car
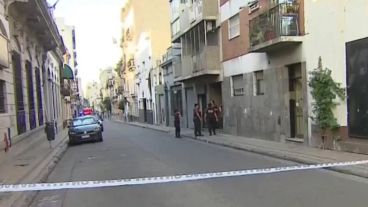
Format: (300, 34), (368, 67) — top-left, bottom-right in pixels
(68, 115), (103, 145)
(95, 115), (104, 131)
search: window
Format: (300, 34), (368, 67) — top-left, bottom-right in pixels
(72, 117), (96, 126)
(171, 19), (180, 36)
(228, 14), (240, 39)
(248, 0), (259, 13)
(254, 71), (265, 95)
(170, 0), (180, 21)
(0, 80), (6, 113)
(171, 87), (182, 115)
(231, 75), (244, 96)
(281, 16), (298, 36)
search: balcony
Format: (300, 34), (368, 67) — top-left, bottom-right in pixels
(249, 2), (303, 52)
(8, 0), (64, 51)
(172, 0), (218, 42)
(176, 46), (220, 81)
(173, 60), (182, 79)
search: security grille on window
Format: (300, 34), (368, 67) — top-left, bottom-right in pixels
(228, 14), (240, 39)
(0, 80), (5, 113)
(232, 75), (244, 96)
(255, 71), (265, 95)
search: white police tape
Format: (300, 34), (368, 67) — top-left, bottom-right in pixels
(1, 160), (367, 192)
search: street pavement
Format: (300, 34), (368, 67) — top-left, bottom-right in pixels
(30, 120), (368, 207)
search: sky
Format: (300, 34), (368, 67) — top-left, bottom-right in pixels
(48, 0), (126, 92)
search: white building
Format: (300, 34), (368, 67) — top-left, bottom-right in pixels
(0, 0), (65, 150)
(56, 18), (79, 118)
(135, 33), (155, 123)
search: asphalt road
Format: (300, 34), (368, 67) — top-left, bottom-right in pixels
(30, 120), (368, 207)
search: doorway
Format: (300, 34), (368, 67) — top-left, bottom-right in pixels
(143, 98), (147, 122)
(185, 88), (195, 128)
(288, 63), (304, 139)
(198, 94), (206, 127)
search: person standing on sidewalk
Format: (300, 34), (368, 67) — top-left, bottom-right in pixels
(174, 109), (181, 138)
(193, 104), (203, 137)
(211, 100), (221, 129)
(205, 103), (218, 136)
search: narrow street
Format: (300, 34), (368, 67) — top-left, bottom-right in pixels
(30, 121), (368, 207)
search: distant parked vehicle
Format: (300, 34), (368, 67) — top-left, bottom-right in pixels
(68, 115), (103, 145)
(82, 107), (94, 116)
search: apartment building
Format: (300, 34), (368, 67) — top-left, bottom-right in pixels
(120, 0), (171, 123)
(170, 0), (222, 128)
(220, 0), (368, 153)
(0, 0), (65, 150)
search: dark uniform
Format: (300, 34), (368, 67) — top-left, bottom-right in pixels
(213, 105), (219, 129)
(193, 108), (202, 137)
(206, 106), (217, 136)
(174, 111), (181, 138)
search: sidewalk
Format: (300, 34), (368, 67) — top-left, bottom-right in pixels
(116, 120), (368, 178)
(0, 127), (69, 207)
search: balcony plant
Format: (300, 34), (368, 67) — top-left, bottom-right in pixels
(309, 57), (345, 149)
(264, 19), (276, 41)
(250, 18), (265, 46)
(286, 0), (300, 13)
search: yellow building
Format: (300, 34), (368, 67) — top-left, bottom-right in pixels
(120, 0), (171, 122)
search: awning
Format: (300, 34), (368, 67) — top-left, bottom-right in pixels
(63, 64), (74, 80)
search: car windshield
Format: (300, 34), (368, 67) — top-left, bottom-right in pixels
(72, 117), (96, 126)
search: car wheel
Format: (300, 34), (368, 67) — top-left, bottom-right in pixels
(99, 134), (103, 142)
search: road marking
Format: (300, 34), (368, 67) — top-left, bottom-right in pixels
(1, 160), (367, 192)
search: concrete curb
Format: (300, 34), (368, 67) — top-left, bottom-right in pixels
(119, 121), (368, 178)
(9, 133), (69, 207)
(118, 120), (171, 133)
(189, 136), (368, 178)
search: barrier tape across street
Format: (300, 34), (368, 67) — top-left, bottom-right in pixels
(0, 160), (367, 192)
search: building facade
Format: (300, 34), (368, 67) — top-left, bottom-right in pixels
(220, 0), (368, 154)
(0, 0), (65, 151)
(56, 18), (80, 119)
(169, 0), (222, 129)
(120, 0), (171, 124)
(85, 81), (100, 111)
(160, 43), (182, 127)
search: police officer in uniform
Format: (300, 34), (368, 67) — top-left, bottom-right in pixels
(193, 104), (203, 137)
(205, 103), (218, 136)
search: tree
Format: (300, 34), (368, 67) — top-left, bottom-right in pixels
(118, 99), (125, 112)
(102, 97), (112, 113)
(114, 58), (123, 78)
(308, 57), (345, 148)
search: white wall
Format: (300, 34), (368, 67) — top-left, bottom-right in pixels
(0, 4), (12, 139)
(46, 52), (62, 123)
(223, 52), (268, 77)
(220, 0), (251, 23)
(302, 0), (368, 126)
(135, 33), (153, 106)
